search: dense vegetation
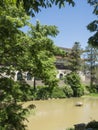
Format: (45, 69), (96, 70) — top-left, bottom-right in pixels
(0, 0), (76, 129)
(0, 0), (98, 130)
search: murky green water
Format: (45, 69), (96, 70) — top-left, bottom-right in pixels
(25, 97), (98, 130)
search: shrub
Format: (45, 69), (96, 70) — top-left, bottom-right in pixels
(36, 86), (66, 99)
(63, 84), (73, 97)
(86, 120), (98, 129)
(65, 72), (84, 97)
(36, 87), (51, 100)
(18, 81), (34, 101)
(0, 77), (34, 130)
(86, 84), (98, 93)
(52, 87), (66, 98)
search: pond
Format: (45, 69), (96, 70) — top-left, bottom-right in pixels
(25, 97), (98, 130)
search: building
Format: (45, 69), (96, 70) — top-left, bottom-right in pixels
(1, 47), (89, 86)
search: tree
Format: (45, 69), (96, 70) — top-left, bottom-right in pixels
(64, 42), (84, 97)
(65, 72), (84, 97)
(1, 0), (97, 129)
(27, 21), (59, 89)
(84, 45), (98, 87)
(87, 0), (98, 47)
(65, 42), (83, 72)
(15, 0), (97, 48)
(0, 1), (60, 129)
(0, 1), (35, 129)
(4, 0), (97, 48)
(16, 0), (75, 16)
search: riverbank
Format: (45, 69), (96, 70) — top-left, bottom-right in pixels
(82, 93), (98, 98)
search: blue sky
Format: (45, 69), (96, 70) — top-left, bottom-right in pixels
(28, 0), (97, 49)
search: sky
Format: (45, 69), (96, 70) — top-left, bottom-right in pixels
(26, 0), (97, 49)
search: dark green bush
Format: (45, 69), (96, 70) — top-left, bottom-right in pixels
(52, 87), (66, 98)
(36, 86), (66, 99)
(86, 84), (98, 93)
(65, 72), (84, 97)
(18, 81), (34, 101)
(63, 85), (73, 97)
(0, 77), (34, 130)
(36, 87), (51, 100)
(86, 120), (98, 129)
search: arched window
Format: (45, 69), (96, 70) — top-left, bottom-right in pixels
(59, 73), (63, 79)
(17, 72), (22, 80)
(27, 72), (32, 80)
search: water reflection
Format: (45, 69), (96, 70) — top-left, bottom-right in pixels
(26, 97), (98, 130)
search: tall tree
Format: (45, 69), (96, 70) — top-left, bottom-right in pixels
(27, 21), (59, 88)
(0, 1), (59, 129)
(1, 0), (97, 129)
(64, 42), (84, 97)
(84, 45), (98, 87)
(0, 1), (34, 129)
(65, 42), (83, 72)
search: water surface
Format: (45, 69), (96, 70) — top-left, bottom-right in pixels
(26, 97), (98, 130)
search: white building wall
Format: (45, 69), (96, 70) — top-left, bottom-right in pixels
(57, 69), (86, 82)
(57, 69), (71, 79)
(0, 69), (87, 86)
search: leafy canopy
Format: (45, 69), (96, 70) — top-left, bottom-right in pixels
(0, 1), (61, 129)
(87, 0), (98, 47)
(16, 0), (75, 16)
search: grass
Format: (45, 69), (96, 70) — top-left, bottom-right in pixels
(82, 93), (98, 98)
(88, 93), (98, 97)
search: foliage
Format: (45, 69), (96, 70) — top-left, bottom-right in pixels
(53, 46), (66, 57)
(88, 93), (98, 97)
(86, 84), (98, 93)
(88, 0), (98, 15)
(0, 1), (30, 71)
(0, 77), (32, 102)
(0, 77), (35, 130)
(87, 0), (98, 47)
(66, 120), (98, 130)
(0, 1), (61, 129)
(35, 86), (67, 99)
(0, 102), (27, 130)
(1, 0), (97, 129)
(32, 85), (74, 99)
(65, 72), (84, 97)
(16, 0), (75, 16)
(64, 42), (83, 72)
(15, 0), (98, 48)
(52, 86), (66, 98)
(86, 120), (98, 129)
(84, 45), (98, 87)
(18, 81), (34, 101)
(63, 84), (73, 97)
(28, 21), (59, 86)
(36, 86), (53, 100)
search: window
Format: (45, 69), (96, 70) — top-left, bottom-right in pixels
(17, 72), (22, 80)
(59, 73), (63, 79)
(27, 72), (32, 80)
